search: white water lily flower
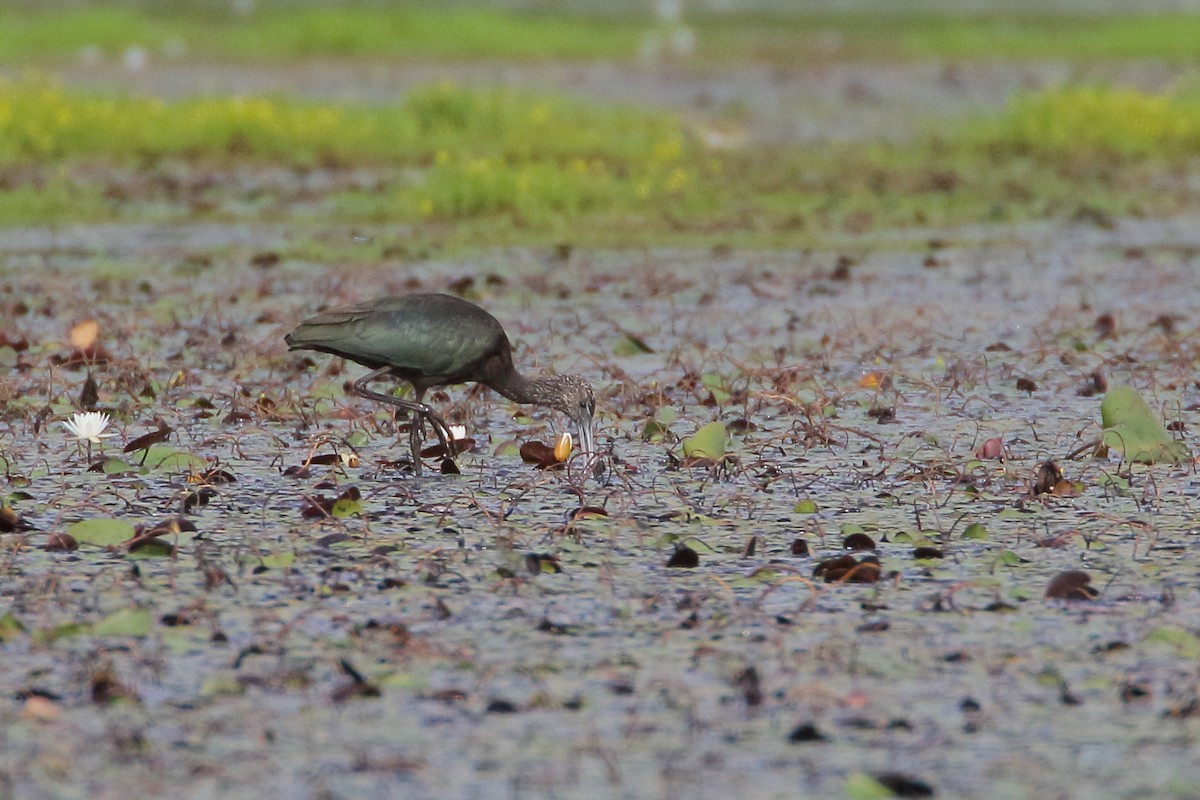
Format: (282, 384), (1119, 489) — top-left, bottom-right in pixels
(449, 425), (468, 441)
(62, 411), (116, 444)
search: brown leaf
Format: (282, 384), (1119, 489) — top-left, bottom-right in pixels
(976, 437), (1005, 459)
(78, 373), (99, 410)
(1033, 461), (1064, 495)
(519, 441), (561, 469)
(44, 532), (78, 552)
(814, 554), (881, 583)
(124, 422), (173, 453)
(1045, 570), (1099, 600)
(0, 505), (30, 533)
(666, 543), (700, 568)
(843, 532), (876, 551)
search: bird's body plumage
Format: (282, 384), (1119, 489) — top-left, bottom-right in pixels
(286, 292), (595, 475)
(285, 293), (511, 390)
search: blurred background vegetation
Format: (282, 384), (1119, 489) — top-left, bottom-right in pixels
(2, 1), (1199, 248)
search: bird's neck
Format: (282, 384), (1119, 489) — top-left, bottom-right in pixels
(488, 367), (553, 407)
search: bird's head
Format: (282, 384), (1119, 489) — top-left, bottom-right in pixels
(548, 375), (596, 456)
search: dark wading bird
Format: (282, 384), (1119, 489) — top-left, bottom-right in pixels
(286, 293), (595, 475)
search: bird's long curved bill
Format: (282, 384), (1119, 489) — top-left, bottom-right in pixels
(577, 407), (595, 459)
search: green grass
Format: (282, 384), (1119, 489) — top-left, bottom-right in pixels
(2, 76), (1199, 246)
(2, 4), (1200, 64)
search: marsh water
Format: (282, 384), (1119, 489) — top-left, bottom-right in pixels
(2, 212), (1200, 798)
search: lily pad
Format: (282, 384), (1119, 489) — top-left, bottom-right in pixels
(67, 517), (136, 547)
(682, 421), (727, 460)
(1100, 385), (1189, 464)
(94, 607), (152, 637)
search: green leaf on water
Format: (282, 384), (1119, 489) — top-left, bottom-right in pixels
(613, 333), (654, 356)
(260, 551), (296, 569)
(839, 522), (866, 537)
(792, 499), (818, 514)
(891, 531), (914, 544)
(844, 773), (892, 800)
(1100, 385), (1189, 465)
(642, 418), (670, 442)
(0, 612), (25, 642)
(67, 518), (136, 547)
(700, 373), (730, 405)
(682, 421), (727, 459)
(32, 622), (88, 644)
(128, 540), (175, 559)
(656, 406), (677, 425)
(1144, 626), (1200, 659)
(1101, 472), (1130, 492)
(331, 497), (363, 518)
(200, 674), (245, 697)
(101, 457), (138, 474)
(962, 522), (989, 540)
(495, 441), (521, 457)
(141, 445), (207, 471)
(996, 550), (1022, 566)
(347, 430), (371, 448)
(93, 607), (152, 637)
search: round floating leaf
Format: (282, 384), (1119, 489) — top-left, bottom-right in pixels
(1144, 626), (1200, 659)
(1101, 385), (1189, 465)
(682, 421), (727, 460)
(141, 445), (207, 471)
(67, 518), (136, 547)
(331, 497), (363, 518)
(94, 608), (152, 637)
(845, 773), (892, 800)
(260, 552), (296, 570)
(792, 499), (818, 514)
(0, 612), (25, 642)
(962, 522), (989, 540)
(613, 333), (654, 356)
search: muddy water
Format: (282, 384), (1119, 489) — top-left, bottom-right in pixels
(2, 219), (1200, 798)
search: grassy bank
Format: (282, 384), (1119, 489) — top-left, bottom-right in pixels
(2, 5), (1200, 65)
(2, 76), (1198, 245)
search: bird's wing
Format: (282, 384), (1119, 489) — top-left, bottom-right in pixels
(288, 295), (505, 381)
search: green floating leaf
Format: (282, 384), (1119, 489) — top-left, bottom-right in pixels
(0, 612), (25, 642)
(331, 498), (363, 518)
(93, 607), (152, 637)
(682, 421), (727, 459)
(200, 674), (245, 697)
(1101, 385), (1189, 465)
(962, 522), (989, 540)
(260, 551), (296, 569)
(32, 622), (88, 644)
(1145, 626), (1200, 659)
(613, 333), (654, 356)
(792, 499), (818, 514)
(642, 418), (670, 442)
(700, 373), (730, 405)
(67, 517), (136, 547)
(141, 445), (207, 471)
(128, 540), (175, 559)
(996, 550), (1022, 566)
(844, 773), (892, 800)
(655, 406), (677, 425)
(346, 430), (371, 448)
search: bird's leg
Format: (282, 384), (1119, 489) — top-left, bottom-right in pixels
(351, 369), (456, 475)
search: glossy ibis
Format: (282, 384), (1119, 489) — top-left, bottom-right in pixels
(286, 293), (595, 475)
